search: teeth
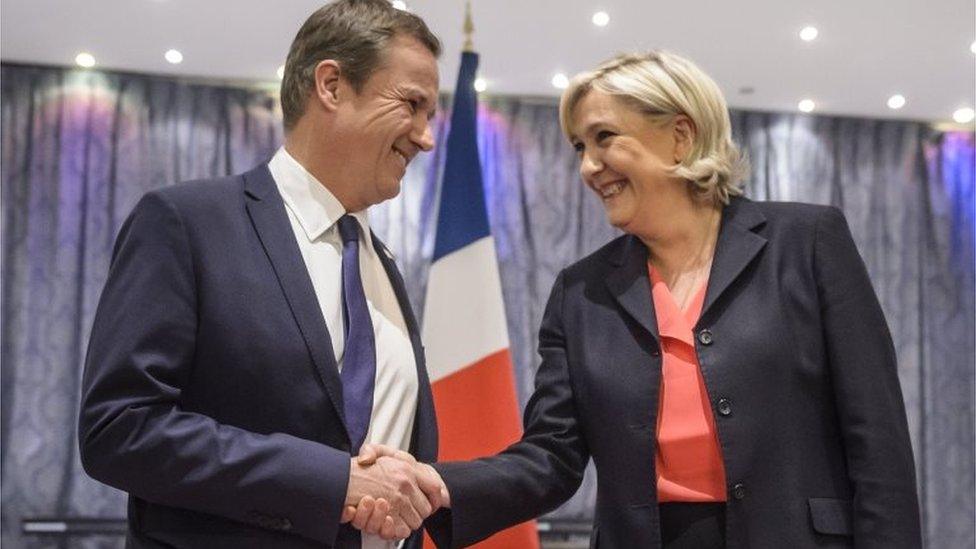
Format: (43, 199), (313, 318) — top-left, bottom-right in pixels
(600, 182), (623, 198)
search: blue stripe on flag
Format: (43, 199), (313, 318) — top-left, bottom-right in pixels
(431, 51), (490, 262)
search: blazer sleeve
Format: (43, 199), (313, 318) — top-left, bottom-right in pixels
(78, 191), (351, 545)
(813, 206), (922, 547)
(427, 270), (590, 548)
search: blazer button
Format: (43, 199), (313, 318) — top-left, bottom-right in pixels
(698, 329), (714, 346)
(279, 518), (292, 531)
(732, 483), (746, 500)
(717, 398), (732, 416)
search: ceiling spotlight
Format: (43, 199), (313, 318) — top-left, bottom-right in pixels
(592, 11), (610, 27)
(277, 65), (285, 80)
(75, 52), (96, 68)
(391, 0), (407, 10)
(551, 73), (569, 89)
(799, 26), (819, 42)
(797, 99), (816, 113)
(953, 107), (975, 124)
(164, 49), (183, 64)
(886, 94), (906, 110)
(473, 77), (487, 92)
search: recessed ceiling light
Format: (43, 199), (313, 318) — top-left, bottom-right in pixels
(473, 77), (487, 92)
(75, 52), (96, 68)
(971, 40), (976, 54)
(391, 0), (407, 10)
(953, 107), (975, 124)
(887, 94), (906, 110)
(798, 99), (816, 113)
(164, 49), (183, 64)
(592, 11), (610, 27)
(799, 26), (819, 42)
(277, 65), (285, 80)
(551, 73), (569, 89)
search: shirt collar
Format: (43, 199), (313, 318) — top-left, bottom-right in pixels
(268, 146), (373, 252)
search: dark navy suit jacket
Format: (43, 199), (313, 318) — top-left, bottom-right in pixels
(430, 197), (921, 549)
(78, 164), (438, 548)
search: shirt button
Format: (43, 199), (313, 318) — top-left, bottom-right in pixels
(698, 329), (714, 346)
(732, 483), (746, 500)
(717, 398), (732, 417)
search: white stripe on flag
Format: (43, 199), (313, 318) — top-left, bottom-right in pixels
(422, 236), (510, 383)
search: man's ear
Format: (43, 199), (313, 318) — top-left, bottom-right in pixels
(672, 114), (697, 164)
(313, 60), (342, 112)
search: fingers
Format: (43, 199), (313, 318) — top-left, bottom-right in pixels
(364, 498), (389, 535)
(340, 505), (356, 523)
(350, 496), (375, 530)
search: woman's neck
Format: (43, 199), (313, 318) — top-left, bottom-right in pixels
(638, 191), (722, 286)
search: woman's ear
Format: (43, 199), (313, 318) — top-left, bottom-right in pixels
(313, 60), (342, 112)
(672, 114), (697, 164)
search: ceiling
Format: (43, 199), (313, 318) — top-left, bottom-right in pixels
(2, 0), (974, 124)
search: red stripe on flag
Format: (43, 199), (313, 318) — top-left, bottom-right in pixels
(425, 348), (539, 548)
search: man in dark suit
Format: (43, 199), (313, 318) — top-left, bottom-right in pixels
(78, 1), (445, 547)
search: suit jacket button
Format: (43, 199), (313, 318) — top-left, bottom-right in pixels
(732, 483), (746, 500)
(698, 329), (714, 346)
(717, 398), (732, 416)
(280, 518), (292, 530)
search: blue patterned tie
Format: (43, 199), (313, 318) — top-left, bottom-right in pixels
(337, 215), (375, 453)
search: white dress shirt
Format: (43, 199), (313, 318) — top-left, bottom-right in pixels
(269, 147), (418, 549)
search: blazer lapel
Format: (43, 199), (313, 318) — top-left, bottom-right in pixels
(370, 234), (438, 463)
(700, 197), (768, 323)
(605, 235), (660, 342)
(242, 164), (348, 435)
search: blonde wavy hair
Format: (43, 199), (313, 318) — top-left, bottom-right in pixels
(559, 51), (748, 204)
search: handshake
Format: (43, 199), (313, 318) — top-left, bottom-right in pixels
(341, 444), (450, 541)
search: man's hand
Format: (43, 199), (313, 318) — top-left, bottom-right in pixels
(340, 445), (451, 539)
(343, 452), (437, 540)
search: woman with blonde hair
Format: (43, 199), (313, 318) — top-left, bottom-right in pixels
(352, 50), (922, 548)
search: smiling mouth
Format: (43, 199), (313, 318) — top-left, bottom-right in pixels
(393, 148), (408, 167)
(597, 180), (626, 199)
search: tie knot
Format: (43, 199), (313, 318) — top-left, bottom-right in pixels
(337, 215), (359, 245)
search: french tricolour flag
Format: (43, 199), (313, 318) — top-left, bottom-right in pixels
(422, 51), (539, 548)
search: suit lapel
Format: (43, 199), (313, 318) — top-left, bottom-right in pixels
(370, 234), (438, 463)
(700, 197), (768, 323)
(606, 235), (660, 342)
(242, 164), (348, 435)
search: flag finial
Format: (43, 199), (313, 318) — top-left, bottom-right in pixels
(462, 1), (474, 52)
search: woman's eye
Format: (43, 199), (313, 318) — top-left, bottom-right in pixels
(572, 142), (584, 154)
(596, 130), (615, 142)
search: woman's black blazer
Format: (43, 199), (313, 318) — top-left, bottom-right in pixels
(431, 197), (921, 549)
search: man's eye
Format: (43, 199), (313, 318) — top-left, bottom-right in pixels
(596, 130), (615, 142)
(407, 100), (419, 113)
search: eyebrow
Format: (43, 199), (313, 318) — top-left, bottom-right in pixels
(571, 120), (609, 142)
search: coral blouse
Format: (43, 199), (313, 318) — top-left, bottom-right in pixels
(649, 264), (727, 502)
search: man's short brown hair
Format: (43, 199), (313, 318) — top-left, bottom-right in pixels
(280, 0), (441, 131)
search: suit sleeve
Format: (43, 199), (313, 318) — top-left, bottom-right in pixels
(78, 191), (351, 544)
(813, 206), (922, 547)
(427, 270), (590, 548)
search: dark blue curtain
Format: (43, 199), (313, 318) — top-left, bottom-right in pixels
(2, 63), (973, 548)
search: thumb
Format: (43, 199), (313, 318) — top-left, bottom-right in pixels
(356, 444), (379, 466)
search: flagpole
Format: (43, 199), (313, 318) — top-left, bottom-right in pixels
(462, 1), (474, 53)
